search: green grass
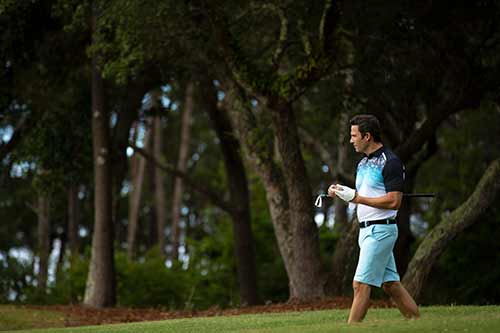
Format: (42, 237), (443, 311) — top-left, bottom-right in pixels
(2, 306), (500, 333)
(0, 305), (65, 331)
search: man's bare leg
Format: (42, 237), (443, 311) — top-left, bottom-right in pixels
(348, 281), (371, 323)
(382, 281), (419, 319)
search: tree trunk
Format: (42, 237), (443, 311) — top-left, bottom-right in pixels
(225, 86), (291, 292)
(153, 108), (167, 255)
(333, 43), (354, 233)
(394, 172), (416, 277)
(326, 216), (360, 296)
(226, 83), (325, 301)
(402, 158), (500, 302)
(395, 136), (437, 276)
(332, 111), (351, 233)
(127, 125), (150, 260)
(111, 72), (161, 246)
(111, 92), (140, 247)
(202, 77), (259, 305)
(37, 195), (50, 293)
(83, 8), (116, 307)
(151, 89), (167, 255)
(268, 98), (325, 300)
(67, 185), (80, 256)
(170, 82), (194, 261)
(146, 122), (158, 250)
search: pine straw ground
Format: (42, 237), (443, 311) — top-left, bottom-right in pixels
(25, 297), (392, 328)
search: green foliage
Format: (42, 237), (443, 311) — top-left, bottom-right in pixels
(115, 250), (191, 309)
(47, 245), (240, 309)
(0, 253), (33, 303)
(249, 175), (289, 302)
(88, 0), (197, 84)
(13, 105), (92, 195)
(185, 213), (239, 309)
(0, 176), (38, 252)
(47, 254), (89, 304)
(52, 0), (90, 34)
(422, 216), (500, 305)
(417, 106), (500, 224)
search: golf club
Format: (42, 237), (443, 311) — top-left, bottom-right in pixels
(314, 192), (435, 207)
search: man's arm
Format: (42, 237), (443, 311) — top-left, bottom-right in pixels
(352, 191), (402, 210)
(328, 184), (403, 210)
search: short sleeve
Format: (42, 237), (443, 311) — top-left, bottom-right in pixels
(382, 158), (405, 192)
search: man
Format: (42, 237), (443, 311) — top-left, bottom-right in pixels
(328, 114), (419, 323)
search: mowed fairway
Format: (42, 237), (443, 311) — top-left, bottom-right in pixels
(2, 306), (500, 333)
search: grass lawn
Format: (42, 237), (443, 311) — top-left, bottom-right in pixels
(1, 306), (500, 333)
(0, 305), (65, 331)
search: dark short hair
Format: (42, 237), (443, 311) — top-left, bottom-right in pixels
(350, 114), (382, 142)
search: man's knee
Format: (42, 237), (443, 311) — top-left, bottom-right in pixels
(353, 281), (371, 295)
(382, 281), (397, 296)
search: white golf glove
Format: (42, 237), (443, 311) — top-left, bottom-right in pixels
(333, 184), (356, 202)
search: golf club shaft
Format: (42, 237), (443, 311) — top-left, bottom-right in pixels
(402, 193), (436, 198)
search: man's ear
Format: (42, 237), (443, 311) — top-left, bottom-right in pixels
(365, 132), (371, 141)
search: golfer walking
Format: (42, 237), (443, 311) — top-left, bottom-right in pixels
(328, 114), (419, 323)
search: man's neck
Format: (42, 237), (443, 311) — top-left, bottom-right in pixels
(364, 142), (383, 156)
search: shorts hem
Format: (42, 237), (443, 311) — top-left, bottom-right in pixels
(353, 278), (382, 288)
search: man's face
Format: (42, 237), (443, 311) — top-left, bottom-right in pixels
(350, 125), (368, 153)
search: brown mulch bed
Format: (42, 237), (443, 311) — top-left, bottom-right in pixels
(26, 297), (394, 327)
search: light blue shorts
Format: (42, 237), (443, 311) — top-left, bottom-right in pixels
(354, 224), (400, 287)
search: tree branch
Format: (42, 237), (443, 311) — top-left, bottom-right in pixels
(298, 19), (312, 57)
(403, 158), (500, 301)
(233, 2), (288, 68)
(129, 143), (234, 214)
(396, 85), (481, 163)
(270, 4), (288, 68)
(319, 0), (341, 54)
(318, 0), (333, 48)
(298, 126), (355, 187)
(207, 3), (266, 100)
(406, 134), (438, 177)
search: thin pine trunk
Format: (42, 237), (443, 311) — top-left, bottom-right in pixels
(127, 125), (150, 260)
(153, 108), (167, 255)
(202, 77), (259, 305)
(146, 125), (158, 249)
(111, 78), (158, 246)
(170, 82), (194, 261)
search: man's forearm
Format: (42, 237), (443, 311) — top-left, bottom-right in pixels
(352, 192), (402, 210)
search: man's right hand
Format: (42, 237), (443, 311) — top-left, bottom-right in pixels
(327, 184), (338, 198)
(329, 184), (356, 202)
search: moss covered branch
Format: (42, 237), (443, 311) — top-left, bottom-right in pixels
(403, 158), (500, 302)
